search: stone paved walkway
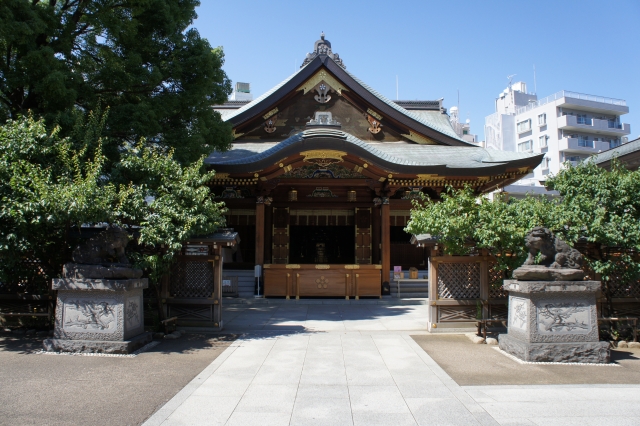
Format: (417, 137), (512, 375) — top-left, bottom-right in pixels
(144, 304), (640, 426)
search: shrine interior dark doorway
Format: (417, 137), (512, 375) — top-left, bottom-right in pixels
(289, 226), (355, 264)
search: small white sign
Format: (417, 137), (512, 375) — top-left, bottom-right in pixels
(222, 279), (231, 286)
(185, 245), (208, 256)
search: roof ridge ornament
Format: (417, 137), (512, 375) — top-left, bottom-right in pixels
(301, 32), (346, 69)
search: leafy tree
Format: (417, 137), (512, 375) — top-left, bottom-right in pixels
(113, 140), (227, 319)
(406, 160), (640, 316)
(0, 0), (232, 164)
(0, 113), (114, 290)
(405, 187), (559, 277)
(0, 115), (226, 320)
(546, 159), (640, 313)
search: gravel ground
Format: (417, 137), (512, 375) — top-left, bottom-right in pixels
(412, 334), (640, 386)
(0, 333), (235, 426)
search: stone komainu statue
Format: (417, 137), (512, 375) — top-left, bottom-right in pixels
(523, 226), (582, 269)
(72, 226), (131, 265)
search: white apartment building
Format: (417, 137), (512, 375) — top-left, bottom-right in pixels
(485, 82), (630, 195)
(449, 106), (479, 144)
(228, 82), (253, 101)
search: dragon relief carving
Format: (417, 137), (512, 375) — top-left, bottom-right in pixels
(64, 300), (116, 330)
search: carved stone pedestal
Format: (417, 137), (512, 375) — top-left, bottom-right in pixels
(43, 278), (152, 354)
(499, 280), (609, 363)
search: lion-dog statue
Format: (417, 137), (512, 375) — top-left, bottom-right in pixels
(523, 226), (582, 269)
(72, 225), (131, 265)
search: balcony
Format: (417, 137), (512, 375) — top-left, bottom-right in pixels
(515, 90), (629, 115)
(557, 115), (630, 136)
(558, 137), (610, 153)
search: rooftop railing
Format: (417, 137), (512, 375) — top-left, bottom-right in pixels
(515, 90), (627, 115)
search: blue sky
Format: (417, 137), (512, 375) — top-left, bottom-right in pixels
(194, 0), (639, 141)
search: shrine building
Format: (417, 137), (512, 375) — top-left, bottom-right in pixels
(206, 34), (543, 300)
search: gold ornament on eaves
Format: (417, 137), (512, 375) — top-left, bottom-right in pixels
(299, 149), (347, 163)
(297, 70), (347, 96)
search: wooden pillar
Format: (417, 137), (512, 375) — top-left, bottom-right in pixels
(255, 197), (266, 266)
(381, 197), (390, 285)
(264, 204), (273, 264)
(479, 249), (489, 320)
(372, 204), (381, 265)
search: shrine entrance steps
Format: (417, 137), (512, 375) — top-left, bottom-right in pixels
(223, 296), (428, 306)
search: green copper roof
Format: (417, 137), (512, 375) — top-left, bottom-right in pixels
(206, 129), (541, 172)
(218, 55), (464, 143)
(592, 137), (640, 165)
(341, 68), (463, 141)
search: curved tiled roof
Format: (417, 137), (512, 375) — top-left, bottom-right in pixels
(592, 137), (640, 165)
(341, 68), (463, 141)
(222, 63), (313, 122)
(219, 54), (467, 145)
(206, 129), (542, 175)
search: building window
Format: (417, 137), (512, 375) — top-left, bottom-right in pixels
(608, 119), (622, 129)
(577, 114), (591, 125)
(518, 140), (533, 152)
(517, 119), (531, 133)
(538, 135), (548, 148)
(610, 139), (621, 149)
(565, 155), (583, 163)
(538, 113), (546, 126)
(578, 135), (593, 148)
(542, 157), (551, 169)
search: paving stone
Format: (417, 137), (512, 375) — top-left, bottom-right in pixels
(143, 304), (640, 426)
(349, 385), (411, 414)
(352, 411), (418, 426)
(290, 397), (353, 425)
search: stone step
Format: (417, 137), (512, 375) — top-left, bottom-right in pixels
(222, 297), (428, 305)
(391, 292), (429, 298)
(392, 287), (429, 293)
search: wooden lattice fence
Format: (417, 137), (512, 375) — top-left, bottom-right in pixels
(427, 254), (510, 331)
(0, 260), (53, 322)
(427, 252), (640, 331)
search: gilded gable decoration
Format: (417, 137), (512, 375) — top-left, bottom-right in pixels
(297, 70), (346, 96)
(264, 114), (278, 133)
(314, 83), (332, 103)
(401, 130), (437, 145)
(263, 107), (279, 120)
(367, 114), (382, 134)
(300, 149), (347, 164)
(281, 163), (366, 179)
(366, 109), (383, 121)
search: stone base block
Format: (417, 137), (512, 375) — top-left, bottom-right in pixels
(499, 334), (610, 363)
(43, 332), (152, 355)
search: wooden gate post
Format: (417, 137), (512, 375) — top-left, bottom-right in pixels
(211, 243), (223, 330)
(479, 249), (490, 320)
(428, 256), (438, 330)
